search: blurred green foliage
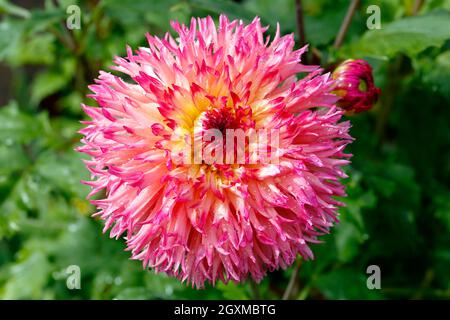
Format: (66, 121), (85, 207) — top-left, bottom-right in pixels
(0, 0), (449, 300)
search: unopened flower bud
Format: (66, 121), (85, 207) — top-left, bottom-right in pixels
(332, 59), (381, 113)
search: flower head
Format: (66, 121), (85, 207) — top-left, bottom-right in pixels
(78, 15), (353, 288)
(332, 59), (380, 113)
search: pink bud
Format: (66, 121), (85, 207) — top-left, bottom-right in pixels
(332, 59), (381, 113)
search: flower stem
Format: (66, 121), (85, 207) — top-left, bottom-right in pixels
(282, 259), (301, 300)
(413, 0), (424, 14)
(297, 284), (311, 300)
(250, 280), (261, 300)
(333, 0), (360, 48)
(375, 56), (402, 139)
(295, 0), (306, 48)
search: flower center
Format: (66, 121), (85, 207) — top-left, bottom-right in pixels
(186, 104), (256, 170)
(203, 106), (241, 134)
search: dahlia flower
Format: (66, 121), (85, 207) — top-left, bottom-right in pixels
(78, 15), (353, 288)
(332, 59), (380, 113)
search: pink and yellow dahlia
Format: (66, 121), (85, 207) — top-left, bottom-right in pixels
(78, 15), (353, 288)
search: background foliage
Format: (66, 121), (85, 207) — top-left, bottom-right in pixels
(0, 0), (449, 300)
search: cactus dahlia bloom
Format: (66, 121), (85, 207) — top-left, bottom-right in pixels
(78, 15), (353, 288)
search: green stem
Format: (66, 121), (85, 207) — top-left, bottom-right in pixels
(294, 0), (306, 48)
(412, 0), (424, 15)
(375, 55), (402, 139)
(282, 259), (301, 300)
(333, 0), (360, 48)
(250, 280), (261, 300)
(297, 284), (311, 300)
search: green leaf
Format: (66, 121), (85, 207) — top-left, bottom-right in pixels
(31, 72), (68, 105)
(31, 58), (75, 105)
(0, 0), (30, 18)
(342, 10), (450, 59)
(34, 151), (90, 199)
(23, 8), (67, 33)
(418, 51), (450, 99)
(144, 1), (192, 29)
(103, 0), (181, 28)
(113, 287), (155, 300)
(334, 219), (366, 263)
(7, 33), (56, 66)
(0, 102), (50, 144)
(0, 18), (24, 60)
(314, 268), (383, 300)
(0, 144), (29, 176)
(1, 251), (51, 299)
(434, 192), (450, 232)
(244, 0), (294, 31)
(190, 0), (261, 24)
(216, 281), (250, 300)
